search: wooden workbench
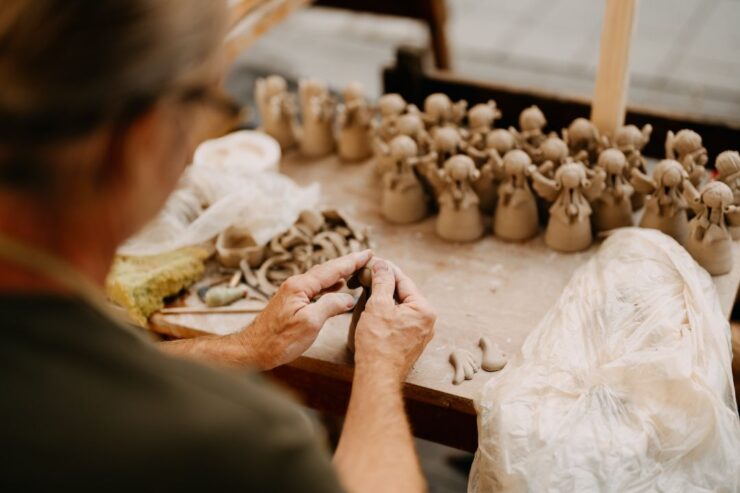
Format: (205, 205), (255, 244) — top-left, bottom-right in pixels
(151, 153), (740, 451)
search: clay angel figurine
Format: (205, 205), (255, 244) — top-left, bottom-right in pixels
(716, 151), (740, 239)
(465, 130), (516, 213)
(630, 159), (698, 244)
(466, 100), (502, 150)
(613, 124), (652, 210)
(685, 181), (740, 276)
(562, 117), (601, 165)
(419, 92), (467, 129)
(377, 135), (429, 224)
(297, 78), (336, 158)
(419, 154), (484, 242)
(666, 129), (708, 187)
(254, 75), (297, 150)
(336, 82), (374, 162)
(493, 149), (539, 241)
(509, 105), (547, 160)
(396, 113), (432, 155)
(530, 161), (606, 252)
(374, 93), (408, 143)
(537, 135), (570, 177)
(591, 149), (634, 232)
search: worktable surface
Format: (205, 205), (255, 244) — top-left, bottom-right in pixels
(151, 153), (740, 450)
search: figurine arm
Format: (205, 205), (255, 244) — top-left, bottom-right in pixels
(726, 205), (740, 227)
(584, 168), (606, 202)
(682, 180), (702, 213)
(530, 168), (560, 201)
(665, 130), (676, 160)
(630, 168), (656, 195)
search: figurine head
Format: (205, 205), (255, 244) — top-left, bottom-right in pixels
(486, 129), (516, 155)
(653, 159), (686, 188)
(389, 135), (418, 160)
(614, 124), (647, 150)
(300, 77), (327, 98)
(541, 136), (569, 163)
(519, 105), (546, 132)
(468, 103), (496, 129)
(673, 129), (703, 155)
(566, 118), (597, 147)
(378, 93), (406, 117)
(555, 162), (588, 189)
(264, 75), (287, 97)
(716, 151), (740, 181)
(444, 155), (477, 181)
(433, 127), (460, 153)
(597, 148), (627, 175)
(424, 93), (452, 120)
(699, 181), (733, 209)
(503, 149), (532, 176)
(397, 113), (423, 137)
(343, 81), (364, 102)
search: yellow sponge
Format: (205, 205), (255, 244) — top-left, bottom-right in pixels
(106, 247), (208, 326)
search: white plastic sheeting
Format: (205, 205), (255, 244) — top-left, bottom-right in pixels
(470, 228), (740, 493)
(118, 131), (319, 256)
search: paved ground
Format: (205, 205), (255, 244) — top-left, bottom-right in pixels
(230, 0), (740, 124)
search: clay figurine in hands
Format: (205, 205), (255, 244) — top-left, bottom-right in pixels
(716, 151), (740, 240)
(255, 75), (297, 150)
(336, 82), (374, 162)
(449, 348), (479, 385)
(509, 105), (547, 159)
(479, 337), (507, 372)
(613, 124), (652, 210)
(531, 161), (606, 252)
(494, 150), (539, 241)
(421, 155), (484, 242)
(630, 159), (697, 244)
(298, 78), (336, 158)
(346, 265), (372, 353)
(420, 93), (467, 129)
(562, 117), (601, 165)
(466, 100), (502, 150)
(685, 181), (740, 276)
(592, 149), (634, 232)
(378, 135), (429, 224)
(666, 129), (708, 187)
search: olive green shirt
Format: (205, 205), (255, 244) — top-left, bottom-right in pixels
(0, 296), (344, 491)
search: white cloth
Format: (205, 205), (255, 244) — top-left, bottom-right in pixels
(470, 228), (740, 493)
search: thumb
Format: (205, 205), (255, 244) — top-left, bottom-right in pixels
(302, 292), (355, 327)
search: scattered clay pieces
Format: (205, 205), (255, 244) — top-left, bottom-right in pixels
(450, 348), (479, 385)
(479, 337), (507, 372)
(685, 181), (740, 276)
(216, 225), (265, 268)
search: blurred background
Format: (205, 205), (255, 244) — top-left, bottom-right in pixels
(228, 0), (740, 125)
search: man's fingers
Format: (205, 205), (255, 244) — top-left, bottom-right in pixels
(298, 250), (373, 297)
(369, 260), (396, 304)
(301, 292), (356, 329)
(385, 261), (423, 303)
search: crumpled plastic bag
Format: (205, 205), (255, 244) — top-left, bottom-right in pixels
(118, 131), (319, 256)
(470, 228), (740, 493)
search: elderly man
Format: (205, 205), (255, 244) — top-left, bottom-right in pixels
(0, 1), (436, 491)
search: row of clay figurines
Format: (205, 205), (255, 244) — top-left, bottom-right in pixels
(255, 75), (376, 162)
(372, 93), (740, 273)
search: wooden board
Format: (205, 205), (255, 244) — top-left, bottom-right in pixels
(149, 153), (740, 450)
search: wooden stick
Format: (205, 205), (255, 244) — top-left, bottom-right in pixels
(223, 0), (310, 65)
(590, 0), (639, 137)
(228, 0), (266, 30)
(158, 306), (265, 315)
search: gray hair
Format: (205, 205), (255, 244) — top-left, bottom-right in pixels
(0, 0), (227, 145)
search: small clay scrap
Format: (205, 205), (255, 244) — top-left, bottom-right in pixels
(685, 181), (740, 276)
(298, 78), (336, 158)
(479, 337), (507, 372)
(336, 82), (374, 162)
(204, 285), (248, 307)
(255, 75), (297, 150)
(449, 348), (479, 385)
(237, 209), (370, 298)
(666, 129), (708, 187)
(631, 159), (697, 245)
(216, 225), (265, 268)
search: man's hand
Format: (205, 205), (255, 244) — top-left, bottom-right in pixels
(353, 260), (436, 384)
(240, 250), (373, 370)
